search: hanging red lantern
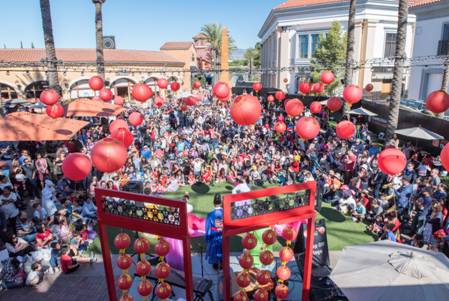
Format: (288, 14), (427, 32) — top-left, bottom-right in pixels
(109, 119), (129, 134)
(327, 97), (343, 112)
(262, 229), (277, 245)
(365, 83), (374, 92)
(155, 262), (171, 279)
(256, 270), (272, 285)
(128, 112), (143, 127)
(298, 82), (311, 94)
(295, 117), (320, 140)
(99, 88), (114, 102)
(132, 83), (153, 102)
(155, 239), (170, 257)
(114, 95), (124, 106)
(440, 143), (449, 171)
(192, 80), (202, 89)
(155, 282), (172, 299)
(283, 78), (289, 84)
(236, 271), (251, 288)
(119, 295), (133, 301)
(285, 98), (304, 117)
(343, 85), (363, 105)
(233, 290), (249, 301)
(170, 81), (181, 92)
(46, 103), (64, 119)
(311, 82), (325, 94)
(116, 254), (132, 270)
(114, 233), (131, 250)
(40, 88), (60, 105)
(378, 148), (407, 175)
(276, 265), (291, 281)
(154, 96), (165, 107)
(89, 76), (104, 90)
(62, 153), (92, 181)
(136, 260), (151, 277)
(336, 120), (356, 140)
(213, 82), (231, 99)
(320, 70), (335, 85)
(91, 138), (128, 173)
(252, 82), (263, 93)
(242, 233), (257, 250)
(275, 284), (289, 299)
(279, 246), (294, 263)
(239, 251), (254, 270)
(111, 128), (134, 148)
(117, 273), (133, 290)
(157, 78), (169, 89)
(282, 226), (296, 242)
(274, 121), (287, 134)
(183, 95), (199, 106)
(425, 90), (449, 114)
(267, 95), (275, 103)
(275, 91), (286, 101)
(254, 289), (269, 301)
(310, 101), (322, 114)
(133, 237), (149, 254)
(230, 95), (262, 126)
(259, 250), (274, 265)
(137, 279), (153, 297)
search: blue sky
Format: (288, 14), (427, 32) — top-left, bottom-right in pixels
(0, 0), (282, 50)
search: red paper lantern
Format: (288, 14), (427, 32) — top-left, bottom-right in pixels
(327, 97), (343, 112)
(99, 88), (114, 102)
(137, 279), (153, 297)
(230, 95), (262, 126)
(310, 101), (322, 114)
(136, 260), (151, 277)
(192, 81), (202, 89)
(91, 138), (128, 173)
(154, 96), (165, 107)
(259, 250), (274, 266)
(114, 233), (131, 250)
(295, 117), (320, 140)
(311, 82), (325, 94)
(155, 239), (170, 257)
(46, 103), (64, 119)
(276, 265), (291, 281)
(117, 273), (133, 290)
(378, 148), (407, 175)
(283, 78), (289, 83)
(132, 83), (153, 102)
(119, 295), (133, 301)
(262, 229), (277, 245)
(256, 270), (271, 285)
(275, 284), (289, 299)
(128, 112), (143, 127)
(40, 88), (60, 105)
(282, 226), (296, 241)
(254, 289), (269, 301)
(213, 82), (230, 99)
(267, 95), (275, 103)
(336, 120), (356, 140)
(114, 96), (124, 106)
(239, 251), (254, 269)
(134, 237), (149, 254)
(111, 128), (134, 148)
(320, 70), (335, 84)
(157, 78), (169, 89)
(155, 282), (172, 299)
(62, 153), (92, 181)
(252, 82), (263, 93)
(275, 91), (286, 101)
(242, 233), (257, 250)
(236, 271), (251, 288)
(274, 121), (287, 134)
(109, 119), (129, 134)
(425, 90), (449, 114)
(285, 98), (304, 117)
(233, 290), (249, 301)
(155, 262), (171, 279)
(170, 81), (181, 92)
(440, 143), (449, 171)
(343, 84), (363, 105)
(279, 246), (294, 263)
(298, 82), (311, 94)
(365, 83), (374, 92)
(116, 254), (132, 270)
(89, 76), (104, 91)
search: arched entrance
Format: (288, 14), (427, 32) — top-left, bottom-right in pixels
(144, 77), (158, 92)
(0, 83), (18, 100)
(24, 80), (48, 100)
(69, 79), (95, 99)
(110, 78), (136, 100)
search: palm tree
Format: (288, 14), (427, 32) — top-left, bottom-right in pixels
(386, 0), (408, 140)
(343, 0), (357, 115)
(200, 23), (236, 71)
(244, 48), (258, 81)
(93, 0), (106, 78)
(39, 0), (61, 93)
(442, 47), (448, 92)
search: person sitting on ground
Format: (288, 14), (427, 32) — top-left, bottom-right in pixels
(5, 234), (33, 257)
(35, 224), (53, 249)
(25, 262), (44, 286)
(352, 200), (367, 222)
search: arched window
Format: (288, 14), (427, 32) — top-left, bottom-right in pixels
(70, 79), (94, 99)
(0, 83), (18, 100)
(24, 81), (48, 99)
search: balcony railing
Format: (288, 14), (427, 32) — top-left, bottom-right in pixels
(437, 40), (448, 56)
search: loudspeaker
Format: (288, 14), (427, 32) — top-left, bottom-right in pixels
(103, 36), (116, 49)
(122, 181), (143, 194)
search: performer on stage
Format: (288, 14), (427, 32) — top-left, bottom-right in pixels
(205, 193), (223, 270)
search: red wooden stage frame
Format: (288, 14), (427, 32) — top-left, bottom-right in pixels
(222, 181), (317, 301)
(95, 188), (194, 301)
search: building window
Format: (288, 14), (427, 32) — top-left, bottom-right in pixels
(299, 34), (309, 59)
(438, 23), (449, 56)
(297, 32), (324, 59)
(384, 33), (397, 58)
(311, 34), (320, 57)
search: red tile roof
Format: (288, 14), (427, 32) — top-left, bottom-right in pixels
(160, 42), (193, 50)
(275, 0), (347, 10)
(409, 0), (443, 7)
(0, 48), (184, 65)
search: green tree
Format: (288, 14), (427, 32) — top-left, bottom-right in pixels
(200, 23), (236, 70)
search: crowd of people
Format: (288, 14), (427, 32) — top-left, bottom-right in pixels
(0, 86), (448, 291)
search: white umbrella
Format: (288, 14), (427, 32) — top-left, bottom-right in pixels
(330, 241), (449, 301)
(349, 107), (378, 117)
(395, 126), (444, 141)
